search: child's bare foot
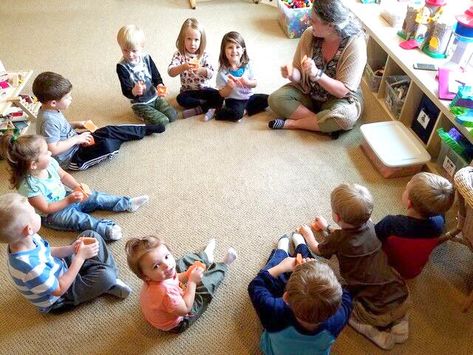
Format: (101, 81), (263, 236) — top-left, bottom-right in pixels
(204, 238), (216, 264)
(223, 248), (237, 265)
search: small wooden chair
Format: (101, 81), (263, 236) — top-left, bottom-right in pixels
(440, 166), (473, 311)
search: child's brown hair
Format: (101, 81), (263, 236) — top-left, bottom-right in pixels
(32, 71), (72, 103)
(331, 183), (373, 227)
(0, 133), (45, 189)
(285, 261), (342, 324)
(176, 18), (206, 58)
(125, 236), (169, 280)
(218, 31), (249, 70)
(408, 172), (454, 217)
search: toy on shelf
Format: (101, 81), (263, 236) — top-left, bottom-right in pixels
(448, 6), (473, 70)
(277, 0), (314, 39)
(423, 15), (455, 58)
(399, 0), (448, 51)
(451, 85), (473, 127)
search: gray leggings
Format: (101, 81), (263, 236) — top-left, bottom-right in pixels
(268, 84), (363, 132)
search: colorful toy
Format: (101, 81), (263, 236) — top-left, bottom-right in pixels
(295, 253), (303, 265)
(185, 260), (206, 279)
(451, 86), (473, 129)
(188, 57), (200, 69)
(74, 236), (97, 253)
(83, 120), (98, 132)
(423, 15), (455, 58)
(157, 85), (167, 96)
(74, 183), (92, 201)
(277, 0), (314, 39)
(448, 6), (473, 70)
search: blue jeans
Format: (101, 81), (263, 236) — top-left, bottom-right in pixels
(42, 191), (131, 241)
(49, 231), (118, 312)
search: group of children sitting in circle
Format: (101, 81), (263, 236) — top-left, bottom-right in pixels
(0, 16), (457, 354)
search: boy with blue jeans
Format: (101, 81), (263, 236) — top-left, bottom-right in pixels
(0, 193), (131, 313)
(248, 233), (352, 355)
(33, 71), (164, 171)
(116, 25), (179, 126)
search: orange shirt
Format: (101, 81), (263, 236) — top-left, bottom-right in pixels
(140, 276), (185, 331)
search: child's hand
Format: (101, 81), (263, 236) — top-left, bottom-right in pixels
(226, 76), (237, 89)
(277, 256), (297, 273)
(297, 225), (314, 239)
(237, 76), (250, 88)
(312, 216), (328, 232)
(75, 239), (99, 260)
(196, 67), (208, 77)
(76, 132), (93, 145)
(188, 266), (204, 284)
(67, 191), (84, 204)
(132, 81), (146, 96)
(156, 84), (167, 97)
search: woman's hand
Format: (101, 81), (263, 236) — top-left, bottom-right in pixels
(301, 57), (319, 79)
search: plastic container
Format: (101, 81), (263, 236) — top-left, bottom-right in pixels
(437, 140), (469, 180)
(276, 0), (312, 39)
(364, 62), (384, 92)
(360, 121), (431, 178)
(385, 75), (410, 119)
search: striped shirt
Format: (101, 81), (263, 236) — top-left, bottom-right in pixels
(8, 234), (67, 312)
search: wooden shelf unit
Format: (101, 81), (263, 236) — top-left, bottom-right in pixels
(345, 0), (472, 173)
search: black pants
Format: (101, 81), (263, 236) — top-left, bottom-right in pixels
(215, 94), (269, 122)
(176, 88), (223, 112)
(68, 124), (149, 171)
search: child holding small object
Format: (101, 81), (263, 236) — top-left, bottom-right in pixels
(33, 71), (164, 171)
(298, 183), (410, 350)
(0, 193), (131, 313)
(214, 31), (269, 122)
(248, 233), (352, 355)
(125, 236), (237, 332)
(116, 25), (178, 127)
(0, 133), (149, 242)
(168, 18), (223, 121)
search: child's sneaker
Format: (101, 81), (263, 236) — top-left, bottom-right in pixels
(204, 238), (216, 264)
(128, 195), (149, 212)
(277, 234), (290, 253)
(223, 248), (238, 265)
(183, 106), (203, 119)
(203, 108), (216, 122)
(107, 279), (132, 299)
(391, 316), (409, 344)
(107, 225), (123, 241)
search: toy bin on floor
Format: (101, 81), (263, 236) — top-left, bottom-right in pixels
(437, 140), (469, 180)
(277, 0), (313, 39)
(360, 121), (431, 178)
(384, 75), (410, 119)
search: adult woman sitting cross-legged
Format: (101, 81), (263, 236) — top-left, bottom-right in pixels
(268, 0), (367, 138)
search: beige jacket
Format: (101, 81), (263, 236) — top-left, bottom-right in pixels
(292, 27), (367, 94)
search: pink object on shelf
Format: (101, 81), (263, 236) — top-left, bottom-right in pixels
(437, 67), (456, 100)
(0, 81), (10, 89)
(400, 39), (420, 50)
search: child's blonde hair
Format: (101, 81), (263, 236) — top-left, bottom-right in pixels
(285, 261), (342, 324)
(117, 25), (145, 50)
(125, 236), (170, 280)
(0, 193), (30, 242)
(331, 183), (373, 226)
(218, 31), (250, 70)
(0, 133), (45, 189)
(408, 172), (454, 217)
(176, 18), (206, 58)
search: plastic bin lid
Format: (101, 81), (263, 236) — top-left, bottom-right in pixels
(361, 121), (431, 167)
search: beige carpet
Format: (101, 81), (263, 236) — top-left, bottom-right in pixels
(1, 1), (473, 354)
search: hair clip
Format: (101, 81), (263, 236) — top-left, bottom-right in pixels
(10, 129), (20, 143)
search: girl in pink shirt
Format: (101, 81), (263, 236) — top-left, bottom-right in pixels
(125, 236), (237, 332)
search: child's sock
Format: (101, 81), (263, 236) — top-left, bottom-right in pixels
(292, 233), (306, 248)
(107, 279), (132, 299)
(182, 106), (203, 119)
(223, 248), (238, 265)
(108, 225), (122, 241)
(349, 317), (395, 350)
(128, 195), (149, 212)
(268, 118), (286, 129)
(204, 238), (216, 264)
(145, 123), (165, 135)
(277, 235), (290, 253)
(391, 315), (409, 344)
(203, 108), (216, 122)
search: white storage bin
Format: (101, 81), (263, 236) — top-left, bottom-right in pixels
(360, 121), (431, 178)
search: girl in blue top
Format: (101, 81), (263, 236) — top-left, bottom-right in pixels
(1, 133), (149, 242)
(214, 31), (269, 122)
